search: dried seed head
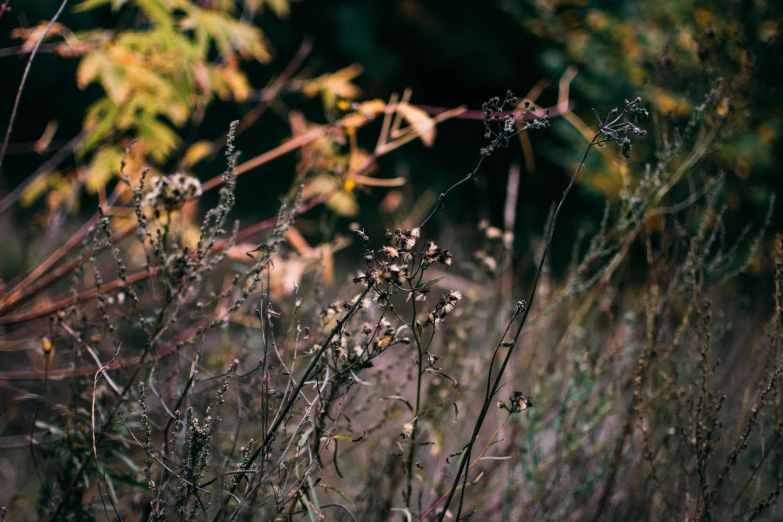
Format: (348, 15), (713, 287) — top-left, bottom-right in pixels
(382, 246), (399, 259)
(142, 173), (202, 210)
(509, 392), (533, 413)
(509, 391), (532, 413)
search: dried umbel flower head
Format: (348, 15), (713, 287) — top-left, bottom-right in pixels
(593, 97), (649, 158)
(481, 90), (549, 156)
(142, 173), (202, 211)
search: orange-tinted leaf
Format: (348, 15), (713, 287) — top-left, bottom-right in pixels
(182, 141), (214, 167)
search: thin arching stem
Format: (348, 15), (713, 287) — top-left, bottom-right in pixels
(0, 0), (71, 171)
(438, 133), (600, 521)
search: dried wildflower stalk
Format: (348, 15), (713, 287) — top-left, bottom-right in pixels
(437, 97), (648, 521)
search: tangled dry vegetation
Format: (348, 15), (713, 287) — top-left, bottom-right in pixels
(0, 81), (781, 522)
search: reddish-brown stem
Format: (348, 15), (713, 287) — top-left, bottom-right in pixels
(0, 0), (12, 22)
(0, 195), (324, 327)
(0, 222), (137, 315)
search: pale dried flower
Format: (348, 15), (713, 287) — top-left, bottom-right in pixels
(485, 226), (503, 240)
(142, 173), (202, 210)
(382, 246), (399, 259)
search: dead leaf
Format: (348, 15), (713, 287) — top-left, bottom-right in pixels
(396, 102), (436, 147)
(302, 64), (363, 101)
(11, 21), (69, 52)
(340, 99), (386, 129)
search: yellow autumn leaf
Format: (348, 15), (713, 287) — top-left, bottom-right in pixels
(396, 102), (436, 147)
(20, 173), (57, 208)
(100, 64), (132, 105)
(182, 141), (214, 167)
(76, 50), (108, 90)
(82, 98), (121, 152)
(85, 146), (124, 193)
(213, 59), (252, 101)
(136, 116), (180, 163)
(326, 189), (359, 217)
(651, 88), (692, 118)
(306, 175), (359, 217)
(253, 0), (290, 17)
(75, 0), (130, 13)
(302, 64), (363, 100)
(74, 0), (111, 12)
(181, 9), (271, 63)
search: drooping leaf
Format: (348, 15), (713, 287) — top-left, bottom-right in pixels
(136, 115), (180, 163)
(396, 102), (436, 147)
(303, 64), (363, 110)
(85, 146), (124, 194)
(180, 9), (271, 63)
(415, 277), (444, 290)
(211, 58), (252, 101)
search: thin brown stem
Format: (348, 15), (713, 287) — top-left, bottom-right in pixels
(0, 0), (71, 171)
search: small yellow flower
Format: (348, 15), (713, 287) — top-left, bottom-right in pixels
(41, 336), (53, 357)
(344, 178), (356, 192)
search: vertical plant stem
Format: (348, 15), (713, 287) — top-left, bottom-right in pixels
(406, 284), (425, 511)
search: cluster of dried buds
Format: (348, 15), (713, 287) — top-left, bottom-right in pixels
(424, 290), (462, 328)
(142, 173), (202, 211)
(355, 227), (452, 289)
(499, 391), (533, 414)
(351, 226), (463, 333)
